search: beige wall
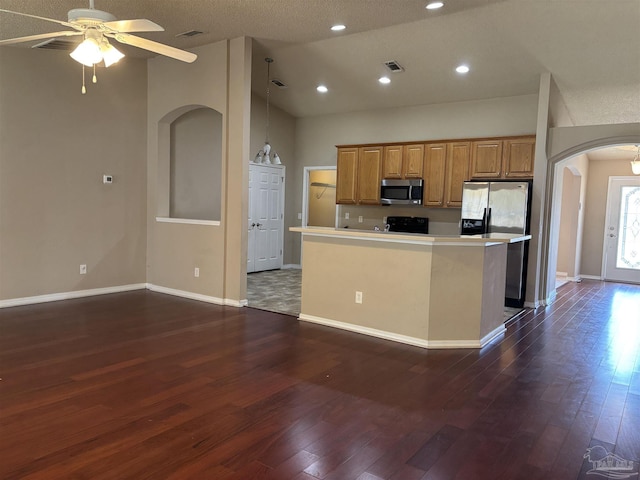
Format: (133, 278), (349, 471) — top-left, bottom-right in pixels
(308, 170), (336, 227)
(147, 39), (252, 303)
(0, 47), (147, 300)
(250, 92), (296, 264)
(581, 158), (636, 277)
(552, 154), (588, 280)
(170, 107), (223, 221)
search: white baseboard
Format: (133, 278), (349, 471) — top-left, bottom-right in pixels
(556, 271), (568, 277)
(146, 284), (226, 305)
(1, 283), (248, 310)
(524, 300), (540, 309)
(580, 274), (603, 281)
(0, 283), (147, 309)
(282, 264), (302, 269)
(298, 313), (503, 349)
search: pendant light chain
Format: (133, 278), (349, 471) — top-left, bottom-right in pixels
(81, 65), (86, 94)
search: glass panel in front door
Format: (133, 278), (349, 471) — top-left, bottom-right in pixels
(616, 186), (640, 270)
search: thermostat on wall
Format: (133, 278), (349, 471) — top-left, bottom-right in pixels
(103, 175), (113, 184)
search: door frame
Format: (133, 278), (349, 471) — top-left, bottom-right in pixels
(601, 175), (640, 283)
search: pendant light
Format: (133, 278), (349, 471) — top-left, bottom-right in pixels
(631, 145), (640, 175)
(253, 57), (282, 165)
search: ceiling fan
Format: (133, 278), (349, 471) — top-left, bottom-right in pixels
(0, 0), (197, 92)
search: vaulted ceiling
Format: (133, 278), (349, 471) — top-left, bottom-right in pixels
(1, 0), (639, 129)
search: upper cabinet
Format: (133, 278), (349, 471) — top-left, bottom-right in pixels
(358, 146), (383, 205)
(470, 136), (535, 179)
(423, 142), (470, 208)
(382, 144), (424, 179)
(336, 146), (382, 205)
(337, 135), (534, 207)
(503, 137), (535, 178)
(336, 147), (358, 204)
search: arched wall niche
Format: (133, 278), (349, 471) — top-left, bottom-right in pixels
(156, 104), (223, 221)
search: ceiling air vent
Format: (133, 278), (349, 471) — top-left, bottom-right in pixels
(384, 60), (405, 73)
(176, 30), (204, 38)
(32, 38), (78, 50)
(271, 78), (287, 89)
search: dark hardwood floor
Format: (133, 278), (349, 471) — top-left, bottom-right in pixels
(1, 280), (639, 479)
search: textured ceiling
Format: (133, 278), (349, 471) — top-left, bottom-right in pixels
(1, 0), (639, 128)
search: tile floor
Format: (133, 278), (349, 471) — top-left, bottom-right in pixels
(247, 268), (525, 321)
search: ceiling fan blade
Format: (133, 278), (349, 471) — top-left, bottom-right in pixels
(111, 33), (197, 63)
(103, 19), (164, 33)
(0, 8), (79, 30)
(0, 30), (82, 46)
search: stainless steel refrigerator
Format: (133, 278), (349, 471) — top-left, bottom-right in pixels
(460, 180), (532, 308)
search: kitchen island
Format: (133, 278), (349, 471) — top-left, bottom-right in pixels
(290, 227), (531, 349)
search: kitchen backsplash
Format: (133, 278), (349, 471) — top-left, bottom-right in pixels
(336, 205), (461, 235)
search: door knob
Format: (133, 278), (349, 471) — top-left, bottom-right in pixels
(609, 233), (617, 237)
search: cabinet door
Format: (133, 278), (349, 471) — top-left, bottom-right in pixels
(503, 137), (535, 178)
(382, 145), (403, 179)
(444, 142), (471, 207)
(470, 140), (503, 178)
(423, 143), (447, 207)
(403, 144), (424, 178)
(336, 148), (358, 204)
(358, 146), (383, 205)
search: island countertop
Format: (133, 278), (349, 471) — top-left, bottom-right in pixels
(290, 226), (531, 246)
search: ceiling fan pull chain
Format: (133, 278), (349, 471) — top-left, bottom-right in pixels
(93, 64), (97, 84)
(81, 65), (86, 94)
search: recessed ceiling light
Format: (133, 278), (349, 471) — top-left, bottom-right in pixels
(331, 24), (346, 31)
(378, 76), (391, 84)
(426, 2), (444, 10)
(456, 65), (470, 74)
(317, 85), (328, 93)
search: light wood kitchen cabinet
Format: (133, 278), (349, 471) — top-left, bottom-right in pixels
(444, 142), (471, 207)
(336, 147), (358, 204)
(503, 137), (535, 178)
(357, 146), (383, 204)
(336, 146), (383, 205)
(382, 144), (424, 179)
(402, 144), (424, 178)
(424, 142), (470, 208)
(470, 136), (535, 179)
(470, 140), (503, 178)
(382, 145), (403, 179)
(423, 143), (447, 207)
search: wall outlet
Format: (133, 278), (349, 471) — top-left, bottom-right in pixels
(103, 175), (113, 184)
(80, 264), (87, 275)
(345, 212), (350, 220)
(194, 267), (200, 278)
(355, 291), (363, 304)
(298, 212), (302, 220)
(358, 216), (363, 223)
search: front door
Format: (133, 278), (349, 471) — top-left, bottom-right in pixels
(248, 164), (285, 273)
(603, 177), (640, 283)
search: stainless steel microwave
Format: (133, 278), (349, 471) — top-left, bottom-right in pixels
(380, 179), (423, 205)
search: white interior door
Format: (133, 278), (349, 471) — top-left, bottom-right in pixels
(248, 164), (285, 273)
(603, 177), (640, 283)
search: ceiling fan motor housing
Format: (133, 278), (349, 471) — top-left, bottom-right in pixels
(68, 8), (116, 25)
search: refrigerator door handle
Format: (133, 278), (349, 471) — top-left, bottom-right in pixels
(485, 207), (491, 234)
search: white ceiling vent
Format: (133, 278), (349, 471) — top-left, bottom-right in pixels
(271, 78), (288, 89)
(384, 60), (405, 73)
(32, 38), (78, 50)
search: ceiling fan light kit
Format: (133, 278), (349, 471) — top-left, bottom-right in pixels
(0, 0), (197, 94)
